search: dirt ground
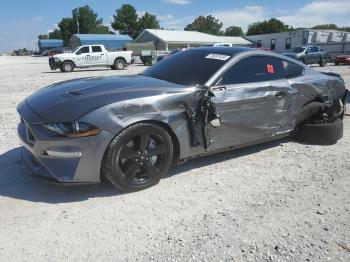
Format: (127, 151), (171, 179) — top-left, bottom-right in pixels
(0, 56), (349, 262)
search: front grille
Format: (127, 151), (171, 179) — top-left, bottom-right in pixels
(25, 123), (36, 144)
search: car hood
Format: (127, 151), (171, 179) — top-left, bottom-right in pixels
(53, 53), (74, 59)
(24, 75), (192, 122)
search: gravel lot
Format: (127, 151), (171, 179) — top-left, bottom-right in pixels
(0, 56), (349, 262)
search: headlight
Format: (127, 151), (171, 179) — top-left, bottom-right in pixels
(43, 122), (101, 137)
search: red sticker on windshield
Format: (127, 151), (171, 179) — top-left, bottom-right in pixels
(267, 64), (274, 74)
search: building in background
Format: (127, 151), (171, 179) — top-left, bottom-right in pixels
(38, 39), (64, 52)
(69, 34), (132, 50)
(245, 29), (350, 60)
(133, 29), (252, 50)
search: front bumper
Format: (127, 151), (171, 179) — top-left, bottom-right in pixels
(49, 57), (62, 70)
(17, 102), (115, 184)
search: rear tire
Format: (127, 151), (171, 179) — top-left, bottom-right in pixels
(335, 61), (339, 66)
(101, 123), (174, 192)
(295, 118), (343, 145)
(114, 58), (126, 70)
(60, 61), (74, 72)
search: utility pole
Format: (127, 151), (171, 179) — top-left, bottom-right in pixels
(76, 8), (80, 34)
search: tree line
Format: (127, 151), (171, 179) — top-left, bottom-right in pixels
(39, 4), (349, 44)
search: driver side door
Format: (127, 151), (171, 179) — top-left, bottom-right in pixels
(209, 55), (295, 150)
(75, 46), (91, 66)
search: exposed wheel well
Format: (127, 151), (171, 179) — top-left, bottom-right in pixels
(114, 57), (127, 64)
(62, 60), (76, 68)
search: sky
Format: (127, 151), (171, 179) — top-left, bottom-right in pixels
(0, 0), (349, 52)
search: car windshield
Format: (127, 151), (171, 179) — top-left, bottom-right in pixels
(71, 47), (80, 53)
(293, 47), (306, 53)
(142, 49), (231, 86)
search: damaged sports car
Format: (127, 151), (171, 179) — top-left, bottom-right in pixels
(17, 47), (347, 191)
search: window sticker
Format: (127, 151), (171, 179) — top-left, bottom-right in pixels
(205, 54), (231, 61)
(267, 64), (275, 74)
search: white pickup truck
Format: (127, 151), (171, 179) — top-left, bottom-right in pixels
(49, 45), (132, 72)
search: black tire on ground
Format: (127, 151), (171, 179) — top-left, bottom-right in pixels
(101, 123), (174, 192)
(114, 58), (126, 70)
(295, 118), (343, 145)
(319, 57), (327, 67)
(60, 61), (74, 72)
(335, 61), (339, 66)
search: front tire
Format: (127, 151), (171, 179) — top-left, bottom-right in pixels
(101, 123), (174, 192)
(60, 61), (74, 72)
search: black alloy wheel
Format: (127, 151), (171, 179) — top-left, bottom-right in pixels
(102, 123), (173, 191)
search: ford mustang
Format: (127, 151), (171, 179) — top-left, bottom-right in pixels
(17, 47), (347, 191)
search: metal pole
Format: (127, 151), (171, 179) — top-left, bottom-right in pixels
(77, 8), (80, 34)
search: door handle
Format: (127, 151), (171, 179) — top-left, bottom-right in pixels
(275, 91), (288, 97)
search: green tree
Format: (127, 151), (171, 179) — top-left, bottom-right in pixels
(137, 12), (160, 35)
(39, 5), (109, 44)
(312, 24), (350, 32)
(48, 29), (62, 39)
(224, 26), (244, 36)
(111, 4), (139, 38)
(38, 34), (49, 40)
(72, 6), (109, 34)
(57, 17), (76, 44)
(312, 24), (338, 30)
(246, 18), (292, 36)
(185, 15), (223, 35)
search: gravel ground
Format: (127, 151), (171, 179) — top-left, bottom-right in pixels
(0, 56), (349, 262)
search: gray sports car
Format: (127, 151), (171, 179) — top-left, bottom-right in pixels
(17, 47), (347, 191)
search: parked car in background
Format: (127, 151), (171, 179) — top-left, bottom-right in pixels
(335, 54), (350, 65)
(49, 45), (132, 72)
(282, 45), (328, 67)
(17, 47), (347, 191)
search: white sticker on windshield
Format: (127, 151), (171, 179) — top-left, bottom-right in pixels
(205, 54), (230, 61)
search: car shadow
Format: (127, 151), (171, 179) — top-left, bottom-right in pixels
(42, 68), (114, 74)
(0, 138), (289, 204)
(0, 147), (121, 204)
(167, 138), (288, 178)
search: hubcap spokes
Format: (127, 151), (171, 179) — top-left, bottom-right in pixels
(118, 131), (168, 185)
